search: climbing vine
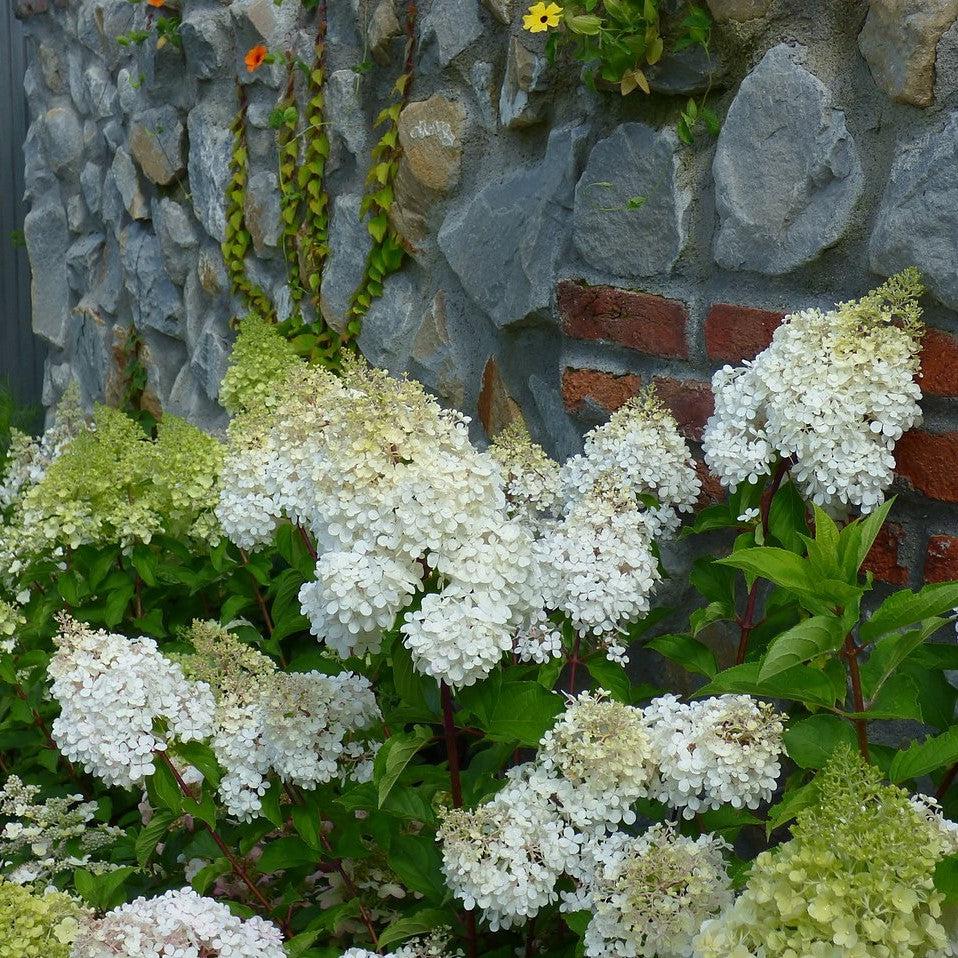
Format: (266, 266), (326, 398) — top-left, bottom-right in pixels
(345, 1), (416, 340)
(221, 0), (416, 368)
(221, 91), (275, 322)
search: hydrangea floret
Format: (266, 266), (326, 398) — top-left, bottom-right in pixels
(48, 617), (215, 789)
(642, 694), (786, 818)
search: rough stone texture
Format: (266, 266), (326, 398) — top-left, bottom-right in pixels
(573, 123), (688, 279)
(121, 224), (184, 338)
(706, 0), (772, 21)
(713, 44), (864, 275)
(499, 35), (549, 129)
(244, 171), (282, 256)
(357, 272), (425, 374)
(869, 113), (958, 311)
(320, 193), (373, 333)
(129, 106), (186, 185)
(478, 357), (522, 437)
(398, 96), (465, 194)
(439, 122), (588, 329)
(187, 106), (234, 242)
(24, 196), (71, 348)
(180, 6), (233, 79)
(111, 147), (148, 221)
(858, 0), (958, 108)
(43, 105), (83, 173)
(153, 198), (199, 286)
(420, 0), (483, 67)
(326, 70), (368, 165)
(936, 18), (958, 102)
(368, 0), (402, 64)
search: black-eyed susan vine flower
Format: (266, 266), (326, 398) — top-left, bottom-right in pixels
(523, 1), (564, 32)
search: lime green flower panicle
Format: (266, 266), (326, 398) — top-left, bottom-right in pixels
(694, 747), (952, 958)
(219, 313), (300, 416)
(0, 879), (89, 958)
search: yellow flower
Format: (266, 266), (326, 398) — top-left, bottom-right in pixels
(523, 1), (563, 32)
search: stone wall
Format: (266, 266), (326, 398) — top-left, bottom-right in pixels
(14, 0), (958, 585)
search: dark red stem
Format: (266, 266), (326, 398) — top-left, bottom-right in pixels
(159, 752), (290, 935)
(840, 635), (870, 761)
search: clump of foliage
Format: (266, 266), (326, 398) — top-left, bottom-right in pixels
(524, 0), (713, 100)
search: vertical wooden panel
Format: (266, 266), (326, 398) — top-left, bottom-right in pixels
(0, 7), (44, 405)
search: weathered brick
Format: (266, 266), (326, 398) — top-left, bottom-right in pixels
(561, 368), (641, 415)
(919, 328), (958, 397)
(705, 303), (785, 363)
(558, 280), (689, 359)
(652, 377), (714, 441)
(895, 430), (958, 503)
(925, 534), (958, 583)
(861, 522), (909, 586)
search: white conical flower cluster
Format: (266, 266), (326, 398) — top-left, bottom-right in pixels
(438, 769), (582, 931)
(642, 694), (786, 818)
(217, 323), (701, 683)
(564, 825), (733, 958)
(438, 691), (784, 937)
(48, 618), (215, 789)
(702, 270), (925, 511)
(179, 621), (380, 820)
(71, 887), (286, 957)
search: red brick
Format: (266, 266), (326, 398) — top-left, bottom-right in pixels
(652, 377), (715, 442)
(862, 522), (909, 586)
(895, 430), (958, 503)
(562, 368), (641, 415)
(705, 304), (785, 363)
(558, 280), (689, 359)
(925, 535), (958, 583)
(919, 328), (958, 397)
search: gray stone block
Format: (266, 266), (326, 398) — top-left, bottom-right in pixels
(712, 44), (864, 275)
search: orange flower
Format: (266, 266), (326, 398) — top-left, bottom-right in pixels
(245, 44), (268, 72)
(146, 0), (164, 7)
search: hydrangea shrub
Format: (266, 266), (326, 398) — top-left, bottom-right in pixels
(1, 273), (958, 958)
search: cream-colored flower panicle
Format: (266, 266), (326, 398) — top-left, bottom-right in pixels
(48, 617), (215, 789)
(179, 621), (380, 820)
(71, 887), (286, 958)
(643, 694), (786, 818)
(438, 770), (581, 931)
(566, 825), (733, 958)
(702, 269), (925, 511)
